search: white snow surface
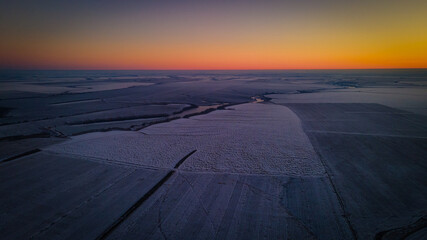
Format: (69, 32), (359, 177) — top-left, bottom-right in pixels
(267, 87), (427, 115)
(46, 103), (325, 176)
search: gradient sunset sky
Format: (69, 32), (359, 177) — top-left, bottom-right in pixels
(0, 0), (426, 70)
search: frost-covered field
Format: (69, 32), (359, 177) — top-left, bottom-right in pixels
(268, 87), (427, 115)
(47, 103), (325, 175)
(0, 70), (426, 239)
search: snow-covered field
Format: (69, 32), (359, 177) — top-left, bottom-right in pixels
(267, 87), (427, 115)
(46, 103), (325, 176)
(1, 70), (426, 239)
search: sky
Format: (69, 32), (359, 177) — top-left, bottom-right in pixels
(0, 0), (426, 70)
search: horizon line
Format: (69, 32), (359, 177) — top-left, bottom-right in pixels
(1, 67), (426, 71)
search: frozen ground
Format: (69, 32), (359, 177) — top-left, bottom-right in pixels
(268, 87), (427, 115)
(0, 70), (426, 239)
(0, 82), (154, 94)
(281, 103), (427, 239)
(47, 103), (324, 175)
(2, 102), (353, 239)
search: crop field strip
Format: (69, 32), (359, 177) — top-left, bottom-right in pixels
(0, 148), (41, 164)
(97, 150), (197, 240)
(283, 102), (427, 239)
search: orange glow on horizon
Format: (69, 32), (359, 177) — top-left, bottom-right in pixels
(1, 1), (426, 70)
